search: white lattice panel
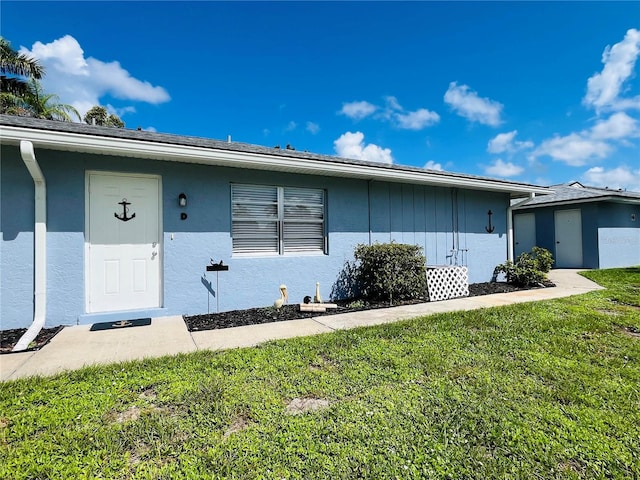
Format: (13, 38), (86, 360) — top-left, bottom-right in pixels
(427, 266), (469, 302)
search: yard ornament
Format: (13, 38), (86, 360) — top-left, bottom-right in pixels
(314, 282), (323, 304)
(274, 284), (288, 309)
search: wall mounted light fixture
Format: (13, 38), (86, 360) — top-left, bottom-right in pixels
(178, 193), (187, 207)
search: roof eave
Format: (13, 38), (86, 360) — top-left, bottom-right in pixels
(513, 196), (640, 209)
(1, 124), (549, 196)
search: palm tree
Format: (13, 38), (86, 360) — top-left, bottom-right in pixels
(83, 105), (125, 127)
(2, 79), (80, 121)
(0, 36), (45, 97)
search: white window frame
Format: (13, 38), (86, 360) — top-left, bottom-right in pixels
(231, 183), (327, 256)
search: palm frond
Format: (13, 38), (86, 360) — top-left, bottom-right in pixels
(0, 76), (32, 96)
(0, 37), (45, 79)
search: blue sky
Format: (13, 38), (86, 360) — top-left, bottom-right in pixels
(2, 1), (639, 190)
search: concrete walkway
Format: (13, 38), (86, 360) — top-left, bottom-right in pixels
(1, 269), (604, 381)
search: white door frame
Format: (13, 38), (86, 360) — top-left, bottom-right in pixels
(554, 208), (583, 268)
(84, 171), (163, 313)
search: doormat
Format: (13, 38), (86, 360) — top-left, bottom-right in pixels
(90, 318), (152, 332)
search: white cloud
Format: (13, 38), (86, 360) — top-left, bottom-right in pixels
(284, 121), (297, 132)
(582, 165), (640, 192)
(443, 82), (503, 126)
(589, 112), (640, 140)
(341, 96), (439, 130)
(380, 96), (440, 129)
(109, 104), (136, 118)
(487, 131), (516, 153)
(583, 28), (640, 112)
(86, 58), (169, 103)
(26, 35), (89, 74)
(384, 96), (403, 112)
(484, 159), (524, 177)
(395, 108), (440, 130)
(423, 160), (443, 171)
(339, 101), (377, 120)
(334, 131), (393, 164)
(487, 130), (534, 154)
(306, 121), (320, 134)
(531, 133), (611, 166)
(20, 35), (169, 118)
(531, 112), (639, 166)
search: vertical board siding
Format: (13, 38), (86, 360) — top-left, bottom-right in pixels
(414, 187), (426, 258)
(389, 183), (403, 242)
(435, 189), (453, 265)
(402, 184), (415, 245)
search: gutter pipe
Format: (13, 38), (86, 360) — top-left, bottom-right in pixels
(13, 140), (47, 352)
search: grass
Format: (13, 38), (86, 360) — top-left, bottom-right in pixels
(1, 267), (639, 479)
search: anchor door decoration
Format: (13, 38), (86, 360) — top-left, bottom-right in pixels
(485, 210), (495, 233)
(115, 198), (136, 222)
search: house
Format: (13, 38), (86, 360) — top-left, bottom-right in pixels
(512, 182), (640, 268)
(1, 114), (548, 341)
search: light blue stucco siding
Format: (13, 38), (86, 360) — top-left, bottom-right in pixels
(517, 201), (640, 269)
(1, 145), (511, 329)
(598, 228), (640, 268)
(597, 202), (640, 268)
(1, 147), (36, 330)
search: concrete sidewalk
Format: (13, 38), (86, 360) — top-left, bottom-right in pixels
(1, 269), (604, 381)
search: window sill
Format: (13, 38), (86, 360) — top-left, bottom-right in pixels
(232, 251), (327, 259)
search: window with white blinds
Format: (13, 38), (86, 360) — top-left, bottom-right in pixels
(232, 184), (326, 255)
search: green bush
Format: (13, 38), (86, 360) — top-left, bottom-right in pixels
(353, 242), (427, 304)
(531, 246), (554, 273)
(494, 246), (554, 287)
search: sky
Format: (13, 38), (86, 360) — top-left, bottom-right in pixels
(2, 1), (639, 191)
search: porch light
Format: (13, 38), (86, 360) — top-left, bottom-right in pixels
(178, 193), (187, 207)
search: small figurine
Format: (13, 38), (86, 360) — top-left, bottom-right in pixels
(313, 282), (322, 303)
(274, 285), (288, 309)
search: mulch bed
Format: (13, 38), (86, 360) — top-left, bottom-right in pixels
(1, 281), (555, 352)
(184, 281), (556, 332)
(0, 326), (65, 354)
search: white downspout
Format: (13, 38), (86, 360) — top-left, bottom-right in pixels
(12, 141), (47, 352)
(507, 204), (515, 262)
(507, 193), (535, 262)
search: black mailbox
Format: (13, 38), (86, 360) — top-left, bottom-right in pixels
(207, 259), (228, 272)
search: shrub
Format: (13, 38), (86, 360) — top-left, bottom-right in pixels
(353, 242), (427, 304)
(531, 246), (554, 273)
(494, 246), (554, 287)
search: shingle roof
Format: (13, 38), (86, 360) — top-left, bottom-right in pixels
(0, 114), (548, 195)
(514, 182), (640, 208)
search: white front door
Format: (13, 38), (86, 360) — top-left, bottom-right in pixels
(554, 209), (582, 268)
(514, 213), (536, 258)
(87, 172), (161, 313)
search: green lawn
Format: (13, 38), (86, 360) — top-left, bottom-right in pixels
(1, 268), (639, 479)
